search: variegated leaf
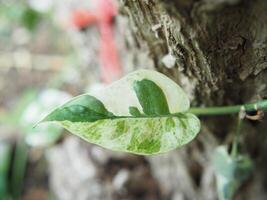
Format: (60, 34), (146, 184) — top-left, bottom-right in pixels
(41, 70), (200, 155)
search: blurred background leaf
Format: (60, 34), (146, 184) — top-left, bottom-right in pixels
(212, 146), (253, 200)
(21, 8), (41, 31)
(0, 142), (12, 199)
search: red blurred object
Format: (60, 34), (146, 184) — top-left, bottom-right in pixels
(72, 10), (97, 29)
(71, 0), (122, 83)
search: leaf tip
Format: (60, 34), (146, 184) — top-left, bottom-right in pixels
(33, 114), (52, 129)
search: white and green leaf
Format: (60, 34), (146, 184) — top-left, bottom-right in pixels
(41, 70), (200, 155)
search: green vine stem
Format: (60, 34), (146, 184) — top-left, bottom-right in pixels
(188, 100), (267, 116)
(231, 113), (244, 158)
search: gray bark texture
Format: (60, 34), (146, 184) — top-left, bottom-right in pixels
(118, 0), (267, 199)
(48, 0), (267, 200)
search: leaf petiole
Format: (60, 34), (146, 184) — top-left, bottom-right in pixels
(188, 100), (267, 116)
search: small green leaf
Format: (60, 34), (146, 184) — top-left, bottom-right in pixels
(212, 146), (253, 200)
(41, 70), (200, 155)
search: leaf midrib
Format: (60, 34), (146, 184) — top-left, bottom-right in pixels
(52, 112), (190, 122)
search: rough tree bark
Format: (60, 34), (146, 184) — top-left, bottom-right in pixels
(117, 0), (267, 199)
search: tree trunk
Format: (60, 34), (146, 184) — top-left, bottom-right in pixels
(117, 0), (267, 199)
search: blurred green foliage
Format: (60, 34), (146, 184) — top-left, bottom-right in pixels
(0, 142), (12, 199)
(21, 8), (41, 30)
(0, 90), (37, 125)
(0, 2), (43, 31)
